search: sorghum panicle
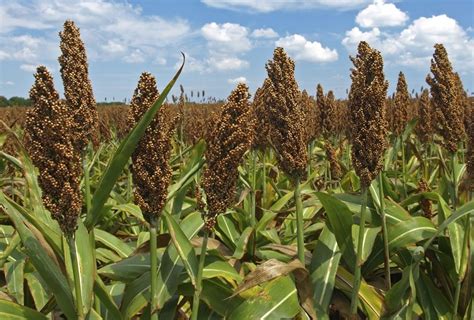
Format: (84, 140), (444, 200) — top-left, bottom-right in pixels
(415, 89), (433, 144)
(252, 78), (272, 150)
(202, 83), (254, 230)
(300, 89), (317, 143)
(128, 72), (177, 223)
(266, 47), (308, 181)
(348, 41), (389, 188)
(393, 71), (410, 136)
(25, 66), (82, 236)
(59, 20), (99, 151)
(426, 44), (464, 153)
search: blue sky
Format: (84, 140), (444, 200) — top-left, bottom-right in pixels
(0, 0), (473, 102)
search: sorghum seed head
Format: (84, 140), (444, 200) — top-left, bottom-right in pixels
(202, 83), (254, 230)
(415, 89), (433, 144)
(393, 71), (410, 136)
(265, 47), (308, 181)
(252, 78), (272, 150)
(24, 66), (82, 236)
(59, 20), (99, 151)
(426, 43), (464, 153)
(348, 41), (389, 188)
(128, 72), (177, 223)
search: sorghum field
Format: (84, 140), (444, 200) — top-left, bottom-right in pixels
(0, 20), (473, 320)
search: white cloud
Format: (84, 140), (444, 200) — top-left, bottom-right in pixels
(356, 0), (408, 28)
(0, 50), (11, 60)
(20, 64), (39, 72)
(251, 28), (278, 39)
(342, 14), (474, 68)
(101, 40), (127, 54)
(275, 34), (338, 62)
(201, 0), (371, 12)
(202, 22), (251, 53)
(0, 0), (191, 64)
(153, 57), (167, 65)
(212, 56), (249, 70)
(228, 76), (247, 84)
(0, 81), (15, 86)
(123, 49), (145, 63)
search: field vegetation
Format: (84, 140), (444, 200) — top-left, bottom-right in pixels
(0, 20), (473, 319)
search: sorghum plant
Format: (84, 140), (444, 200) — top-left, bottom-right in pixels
(348, 41), (388, 314)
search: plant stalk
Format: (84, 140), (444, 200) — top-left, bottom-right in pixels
(248, 151), (258, 259)
(191, 231), (208, 320)
(150, 219), (158, 319)
(68, 235), (84, 320)
(401, 136), (407, 198)
(262, 150), (267, 208)
(351, 187), (368, 315)
(378, 173), (391, 289)
(294, 177), (305, 264)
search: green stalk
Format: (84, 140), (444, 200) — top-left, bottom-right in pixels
(378, 173), (391, 289)
(294, 177), (305, 264)
(150, 219), (158, 320)
(68, 235), (84, 320)
(191, 231), (208, 320)
(248, 151), (257, 259)
(351, 187), (368, 315)
(84, 157), (91, 214)
(451, 152), (469, 316)
(307, 141), (313, 176)
(262, 150), (267, 208)
(401, 135), (407, 198)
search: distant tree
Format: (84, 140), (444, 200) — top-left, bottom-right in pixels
(9, 96), (31, 107)
(0, 96), (8, 107)
(202, 90), (205, 98)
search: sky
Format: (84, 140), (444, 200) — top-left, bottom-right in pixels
(0, 0), (473, 102)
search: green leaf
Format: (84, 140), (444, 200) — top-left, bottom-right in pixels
(4, 258), (25, 304)
(203, 260), (242, 283)
(94, 229), (133, 258)
(25, 272), (50, 311)
(310, 226), (341, 311)
(388, 217), (437, 250)
(99, 253), (151, 282)
(216, 215), (240, 250)
(120, 212), (203, 317)
(63, 221), (95, 316)
(0, 299), (48, 320)
(415, 273), (452, 320)
(0, 191), (76, 319)
(162, 212), (199, 286)
(316, 192), (356, 270)
(229, 276), (300, 320)
(335, 266), (385, 319)
(85, 56), (185, 229)
(351, 225), (381, 263)
(232, 226), (253, 259)
(94, 277), (123, 320)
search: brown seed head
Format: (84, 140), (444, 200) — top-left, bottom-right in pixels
(128, 72), (177, 222)
(348, 41), (389, 188)
(265, 47), (308, 181)
(426, 44), (464, 153)
(202, 83), (254, 230)
(393, 71), (410, 136)
(24, 66), (82, 236)
(465, 103), (474, 190)
(415, 89), (433, 144)
(300, 89), (317, 143)
(325, 143), (342, 180)
(59, 20), (99, 151)
(252, 78), (272, 150)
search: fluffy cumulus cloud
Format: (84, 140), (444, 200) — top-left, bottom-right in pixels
(228, 76), (247, 84)
(356, 0), (408, 28)
(275, 34), (338, 62)
(202, 0), (371, 12)
(251, 28), (279, 39)
(200, 22), (252, 71)
(342, 15), (474, 68)
(202, 22), (251, 52)
(0, 0), (190, 66)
